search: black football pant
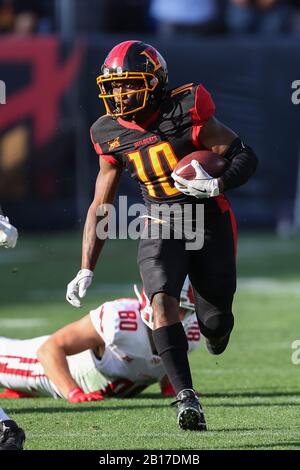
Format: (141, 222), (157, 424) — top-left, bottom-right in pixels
(138, 209), (237, 339)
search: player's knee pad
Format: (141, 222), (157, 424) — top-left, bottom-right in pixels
(198, 307), (234, 339)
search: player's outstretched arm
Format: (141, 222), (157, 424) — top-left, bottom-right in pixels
(37, 314), (105, 402)
(66, 157), (122, 307)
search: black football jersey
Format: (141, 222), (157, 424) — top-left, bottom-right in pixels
(91, 83), (229, 214)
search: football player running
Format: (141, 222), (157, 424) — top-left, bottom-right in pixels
(66, 41), (258, 431)
(0, 206), (25, 450)
(0, 279), (200, 401)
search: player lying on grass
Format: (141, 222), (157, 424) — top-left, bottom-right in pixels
(0, 279), (200, 402)
(0, 205), (25, 451)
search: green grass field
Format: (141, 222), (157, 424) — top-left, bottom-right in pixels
(1, 233), (300, 450)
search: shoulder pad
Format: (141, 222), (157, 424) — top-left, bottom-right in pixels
(170, 83), (194, 98)
(90, 115), (121, 151)
(167, 83), (215, 123)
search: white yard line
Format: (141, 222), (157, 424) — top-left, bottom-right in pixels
(238, 278), (300, 294)
(0, 318), (49, 328)
(27, 284), (134, 300)
(25, 279), (300, 301)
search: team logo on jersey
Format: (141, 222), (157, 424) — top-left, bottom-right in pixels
(141, 48), (161, 72)
(108, 136), (121, 151)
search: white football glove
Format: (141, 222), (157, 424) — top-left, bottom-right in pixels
(66, 269), (94, 308)
(0, 215), (18, 248)
(172, 160), (220, 199)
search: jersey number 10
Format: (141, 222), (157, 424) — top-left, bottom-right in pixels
(127, 142), (180, 198)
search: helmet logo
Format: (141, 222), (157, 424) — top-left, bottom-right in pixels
(141, 48), (161, 72)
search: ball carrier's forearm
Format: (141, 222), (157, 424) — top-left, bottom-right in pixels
(66, 159), (122, 308)
(81, 164), (122, 270)
(81, 204), (108, 271)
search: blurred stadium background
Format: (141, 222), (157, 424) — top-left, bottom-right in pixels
(0, 0), (300, 450)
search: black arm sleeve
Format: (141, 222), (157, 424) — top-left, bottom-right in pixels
(220, 138), (258, 191)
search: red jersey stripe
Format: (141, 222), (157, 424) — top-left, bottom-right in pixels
(0, 355), (39, 363)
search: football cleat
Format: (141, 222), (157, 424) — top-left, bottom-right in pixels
(0, 420), (25, 450)
(172, 389), (207, 431)
(205, 332), (231, 355)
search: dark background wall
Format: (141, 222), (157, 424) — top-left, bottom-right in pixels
(1, 35), (300, 230)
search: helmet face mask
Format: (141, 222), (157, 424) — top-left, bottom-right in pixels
(97, 71), (158, 117)
(97, 41), (168, 117)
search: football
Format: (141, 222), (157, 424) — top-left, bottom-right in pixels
(173, 150), (229, 180)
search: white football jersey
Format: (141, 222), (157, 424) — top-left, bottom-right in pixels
(89, 298), (201, 397)
(0, 298), (201, 398)
(0, 336), (109, 398)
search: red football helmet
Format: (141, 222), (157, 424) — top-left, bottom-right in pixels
(134, 277), (196, 330)
(97, 40), (168, 117)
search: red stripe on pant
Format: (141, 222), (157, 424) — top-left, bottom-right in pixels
(215, 195), (237, 257)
